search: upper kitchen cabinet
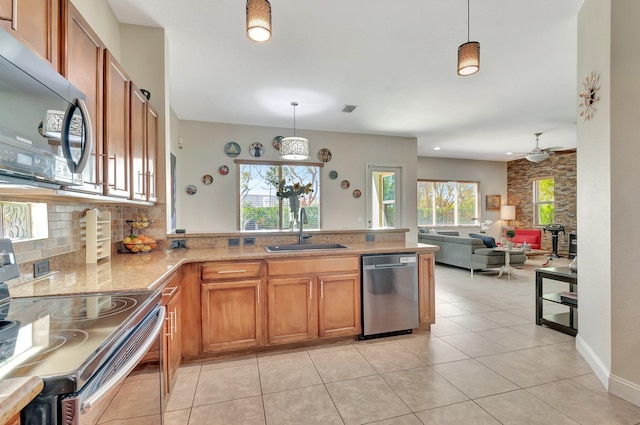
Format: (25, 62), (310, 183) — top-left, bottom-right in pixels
(61, 1), (104, 194)
(104, 49), (131, 199)
(131, 82), (158, 202)
(0, 0), (59, 70)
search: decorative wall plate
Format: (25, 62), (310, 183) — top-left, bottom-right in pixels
(185, 184), (197, 195)
(579, 71), (600, 121)
(353, 189), (361, 198)
(318, 148), (332, 162)
(202, 174), (213, 185)
(273, 136), (283, 150)
(249, 142), (264, 157)
(218, 165), (230, 175)
(224, 142), (241, 157)
(329, 170), (338, 179)
(341, 180), (350, 189)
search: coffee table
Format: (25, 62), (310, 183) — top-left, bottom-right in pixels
(524, 249), (552, 257)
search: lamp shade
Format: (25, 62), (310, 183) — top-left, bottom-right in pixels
(457, 41), (480, 76)
(279, 137), (310, 160)
(500, 205), (516, 220)
(246, 0), (271, 42)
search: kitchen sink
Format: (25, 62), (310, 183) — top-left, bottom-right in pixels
(264, 243), (350, 252)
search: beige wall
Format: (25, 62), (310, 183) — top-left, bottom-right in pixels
(577, 0), (640, 407)
(417, 157), (507, 239)
(175, 121), (418, 241)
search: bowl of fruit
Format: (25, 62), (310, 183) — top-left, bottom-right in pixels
(122, 234), (157, 253)
(126, 216), (153, 230)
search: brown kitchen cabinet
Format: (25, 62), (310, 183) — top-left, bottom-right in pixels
(61, 1), (105, 194)
(103, 49), (131, 199)
(200, 262), (265, 353)
(418, 253), (436, 327)
(162, 276), (181, 396)
(266, 256), (360, 345)
(130, 82), (147, 201)
(0, 0), (59, 70)
(145, 104), (158, 203)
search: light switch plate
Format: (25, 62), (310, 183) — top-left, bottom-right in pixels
(34, 260), (50, 278)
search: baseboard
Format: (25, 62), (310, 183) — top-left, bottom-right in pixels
(610, 374), (640, 407)
(575, 335), (609, 390)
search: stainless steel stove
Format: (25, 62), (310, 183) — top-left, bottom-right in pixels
(0, 240), (165, 425)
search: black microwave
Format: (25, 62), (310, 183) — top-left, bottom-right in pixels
(0, 29), (92, 188)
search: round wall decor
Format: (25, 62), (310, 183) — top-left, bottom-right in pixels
(202, 175), (213, 185)
(224, 142), (241, 157)
(186, 184), (197, 195)
(219, 165), (230, 175)
(341, 180), (350, 189)
(329, 170), (338, 179)
(273, 136), (283, 150)
(249, 142), (264, 157)
(353, 189), (361, 198)
(579, 71), (600, 121)
(318, 148), (332, 162)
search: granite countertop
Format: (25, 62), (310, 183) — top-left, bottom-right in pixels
(8, 241), (438, 298)
(0, 377), (43, 424)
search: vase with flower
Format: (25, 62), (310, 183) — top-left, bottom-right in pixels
(273, 178), (314, 229)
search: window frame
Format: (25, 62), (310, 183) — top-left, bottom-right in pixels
(533, 177), (555, 226)
(236, 159), (323, 231)
(417, 179), (480, 227)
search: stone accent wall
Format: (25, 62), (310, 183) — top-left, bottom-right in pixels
(507, 152), (576, 254)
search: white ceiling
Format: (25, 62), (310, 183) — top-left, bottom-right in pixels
(106, 0), (584, 161)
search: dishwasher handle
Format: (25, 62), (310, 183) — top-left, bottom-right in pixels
(373, 263), (407, 269)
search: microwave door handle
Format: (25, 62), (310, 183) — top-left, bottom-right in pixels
(61, 98), (93, 173)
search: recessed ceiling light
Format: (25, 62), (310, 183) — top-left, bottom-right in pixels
(506, 152), (513, 155)
(434, 147), (441, 151)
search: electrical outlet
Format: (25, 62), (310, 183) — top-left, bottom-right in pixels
(228, 238), (240, 247)
(34, 260), (50, 278)
(171, 240), (187, 249)
(243, 237), (256, 246)
(365, 234), (375, 242)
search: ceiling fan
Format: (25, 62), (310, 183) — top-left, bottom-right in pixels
(523, 132), (565, 163)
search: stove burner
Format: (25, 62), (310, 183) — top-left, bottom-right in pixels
(38, 296), (138, 322)
(11, 329), (89, 367)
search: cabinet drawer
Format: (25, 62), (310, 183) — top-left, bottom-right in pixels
(201, 261), (262, 280)
(267, 256), (359, 277)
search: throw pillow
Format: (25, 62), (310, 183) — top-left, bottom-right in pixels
(428, 228), (438, 234)
(419, 228), (428, 233)
(469, 233), (497, 248)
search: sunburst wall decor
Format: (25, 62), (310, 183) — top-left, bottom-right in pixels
(579, 71), (600, 121)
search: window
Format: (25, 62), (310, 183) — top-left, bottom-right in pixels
(533, 178), (554, 225)
(417, 180), (479, 226)
(238, 161), (321, 230)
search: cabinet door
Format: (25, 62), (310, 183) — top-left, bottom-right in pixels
(418, 253), (436, 325)
(130, 83), (147, 201)
(201, 279), (264, 352)
(0, 0), (59, 69)
(146, 104), (159, 202)
(267, 276), (317, 345)
(164, 286), (182, 395)
(62, 2), (104, 194)
(318, 273), (361, 338)
(104, 50), (131, 198)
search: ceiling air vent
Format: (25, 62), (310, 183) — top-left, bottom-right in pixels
(342, 104), (357, 113)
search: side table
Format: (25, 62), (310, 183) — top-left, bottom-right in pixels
(535, 266), (577, 336)
(494, 247), (521, 279)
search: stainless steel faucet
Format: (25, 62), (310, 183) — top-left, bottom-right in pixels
(298, 207), (309, 244)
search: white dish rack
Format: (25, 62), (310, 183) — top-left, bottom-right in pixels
(85, 208), (112, 263)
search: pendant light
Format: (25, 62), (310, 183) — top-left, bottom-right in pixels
(280, 102), (310, 160)
(457, 0), (480, 76)
(246, 0), (271, 42)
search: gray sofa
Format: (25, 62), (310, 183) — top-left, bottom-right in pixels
(418, 231), (526, 276)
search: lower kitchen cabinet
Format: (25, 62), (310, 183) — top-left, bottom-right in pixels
(162, 273), (182, 396)
(418, 253), (436, 326)
(266, 256), (360, 345)
(200, 261), (265, 353)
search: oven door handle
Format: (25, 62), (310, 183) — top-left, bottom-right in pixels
(80, 306), (165, 414)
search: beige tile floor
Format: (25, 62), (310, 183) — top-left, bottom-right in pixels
(161, 256), (640, 425)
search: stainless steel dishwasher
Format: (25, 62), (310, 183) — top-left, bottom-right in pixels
(360, 253), (419, 339)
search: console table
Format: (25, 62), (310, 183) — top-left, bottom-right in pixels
(535, 266), (577, 336)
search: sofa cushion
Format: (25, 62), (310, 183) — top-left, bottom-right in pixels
(469, 233), (497, 248)
(473, 247), (504, 256)
(437, 231), (460, 236)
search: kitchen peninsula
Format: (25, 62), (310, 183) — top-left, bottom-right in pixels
(2, 232), (438, 419)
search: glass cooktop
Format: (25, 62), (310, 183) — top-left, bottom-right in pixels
(0, 288), (160, 391)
